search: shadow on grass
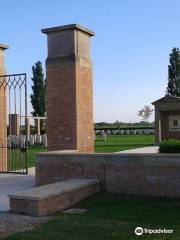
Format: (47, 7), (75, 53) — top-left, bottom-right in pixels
(5, 193), (180, 240)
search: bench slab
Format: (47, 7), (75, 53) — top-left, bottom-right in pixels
(9, 178), (100, 217)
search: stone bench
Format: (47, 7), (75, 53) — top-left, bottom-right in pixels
(9, 178), (100, 217)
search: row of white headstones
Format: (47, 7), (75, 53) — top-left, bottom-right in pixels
(7, 134), (47, 149)
(95, 129), (155, 135)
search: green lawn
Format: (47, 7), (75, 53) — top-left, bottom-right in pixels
(7, 146), (47, 170)
(95, 135), (155, 153)
(5, 193), (180, 240)
(27, 146), (47, 168)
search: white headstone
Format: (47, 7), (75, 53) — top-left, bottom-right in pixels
(42, 134), (47, 147)
(29, 135), (34, 146)
(20, 136), (26, 149)
(37, 135), (42, 145)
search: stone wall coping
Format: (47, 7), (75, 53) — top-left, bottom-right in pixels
(9, 178), (99, 201)
(37, 150), (180, 158)
(41, 24), (95, 36)
(0, 44), (9, 50)
(36, 151), (180, 166)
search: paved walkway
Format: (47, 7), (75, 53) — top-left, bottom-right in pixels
(0, 168), (35, 211)
(115, 146), (159, 154)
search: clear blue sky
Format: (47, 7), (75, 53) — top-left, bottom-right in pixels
(1, 0), (179, 122)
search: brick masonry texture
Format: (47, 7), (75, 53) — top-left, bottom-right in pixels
(9, 114), (19, 136)
(46, 64), (77, 151)
(36, 152), (180, 198)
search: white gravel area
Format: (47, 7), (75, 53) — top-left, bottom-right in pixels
(0, 212), (51, 238)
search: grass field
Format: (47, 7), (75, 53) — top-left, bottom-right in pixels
(27, 146), (47, 168)
(6, 193), (180, 240)
(95, 135), (154, 153)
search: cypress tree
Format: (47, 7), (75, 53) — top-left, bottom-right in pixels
(167, 47), (180, 96)
(30, 61), (46, 117)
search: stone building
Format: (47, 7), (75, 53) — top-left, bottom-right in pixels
(152, 95), (180, 145)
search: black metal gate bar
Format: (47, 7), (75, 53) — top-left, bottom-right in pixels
(0, 73), (28, 174)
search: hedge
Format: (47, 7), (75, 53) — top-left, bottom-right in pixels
(159, 139), (180, 153)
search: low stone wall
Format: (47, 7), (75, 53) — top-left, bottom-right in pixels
(36, 151), (180, 198)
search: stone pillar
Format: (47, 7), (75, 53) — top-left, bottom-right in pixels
(35, 119), (40, 135)
(9, 114), (19, 136)
(155, 110), (161, 145)
(0, 44), (8, 171)
(26, 118), (30, 135)
(42, 24), (95, 152)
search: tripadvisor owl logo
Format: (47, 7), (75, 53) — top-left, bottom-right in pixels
(135, 227), (143, 235)
(135, 226), (174, 235)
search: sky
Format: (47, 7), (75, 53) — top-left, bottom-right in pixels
(0, 0), (180, 123)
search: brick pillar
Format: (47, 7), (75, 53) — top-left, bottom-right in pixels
(26, 118), (30, 135)
(35, 119), (40, 135)
(9, 114), (19, 136)
(0, 44), (8, 171)
(42, 24), (95, 152)
(154, 109), (162, 146)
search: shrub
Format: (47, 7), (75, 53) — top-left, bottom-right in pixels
(159, 139), (180, 153)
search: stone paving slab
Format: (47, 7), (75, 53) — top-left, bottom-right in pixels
(0, 167), (35, 211)
(63, 208), (87, 214)
(115, 146), (159, 154)
(9, 178), (100, 201)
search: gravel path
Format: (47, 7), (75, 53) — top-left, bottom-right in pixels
(0, 212), (51, 238)
(0, 169), (52, 238)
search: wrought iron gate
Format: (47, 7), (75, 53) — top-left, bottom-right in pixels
(0, 73), (28, 174)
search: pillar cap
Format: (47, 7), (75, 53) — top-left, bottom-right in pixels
(0, 44), (9, 50)
(41, 24), (95, 36)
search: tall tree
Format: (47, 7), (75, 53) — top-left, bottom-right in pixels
(167, 47), (180, 96)
(30, 61), (46, 117)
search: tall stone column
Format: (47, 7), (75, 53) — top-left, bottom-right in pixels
(26, 118), (30, 135)
(42, 24), (95, 152)
(0, 44), (8, 171)
(35, 119), (40, 135)
(155, 110), (161, 145)
(9, 114), (20, 136)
